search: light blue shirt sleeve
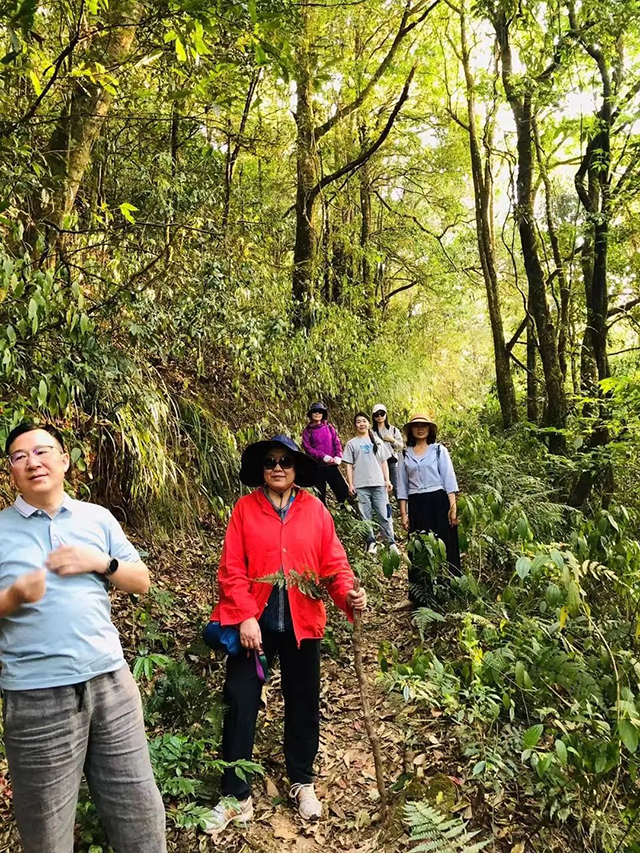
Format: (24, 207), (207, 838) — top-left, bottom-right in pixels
(397, 453), (409, 501)
(105, 512), (141, 562)
(439, 445), (458, 493)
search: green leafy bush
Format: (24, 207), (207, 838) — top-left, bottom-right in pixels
(383, 424), (640, 849)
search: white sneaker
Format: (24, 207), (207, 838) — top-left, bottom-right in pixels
(202, 795), (253, 837)
(389, 544), (400, 555)
(290, 782), (323, 820)
(366, 542), (378, 555)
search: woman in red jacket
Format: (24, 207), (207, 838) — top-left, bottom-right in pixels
(205, 434), (366, 838)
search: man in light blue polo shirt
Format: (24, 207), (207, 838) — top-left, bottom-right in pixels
(0, 422), (166, 853)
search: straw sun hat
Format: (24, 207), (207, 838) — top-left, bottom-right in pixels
(401, 413), (438, 440)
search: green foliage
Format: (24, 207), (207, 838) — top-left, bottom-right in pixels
(385, 422), (640, 848)
(379, 544), (401, 579)
(404, 801), (488, 852)
(148, 731), (262, 805)
(407, 531), (462, 605)
(144, 658), (223, 731)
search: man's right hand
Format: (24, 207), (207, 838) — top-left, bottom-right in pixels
(12, 569), (47, 605)
(400, 515), (409, 531)
(239, 617), (262, 651)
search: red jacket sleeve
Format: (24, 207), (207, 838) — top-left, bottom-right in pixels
(217, 501), (260, 625)
(302, 426), (326, 463)
(318, 506), (355, 621)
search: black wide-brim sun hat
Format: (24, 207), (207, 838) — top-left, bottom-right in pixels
(239, 434), (318, 488)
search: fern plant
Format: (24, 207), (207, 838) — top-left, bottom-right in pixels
(405, 801), (489, 853)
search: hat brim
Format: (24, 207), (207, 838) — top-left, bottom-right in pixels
(239, 440), (318, 488)
(402, 419), (437, 438)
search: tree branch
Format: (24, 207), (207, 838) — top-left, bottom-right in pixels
(314, 1), (439, 139)
(608, 346), (640, 357)
(379, 280), (419, 305)
(506, 316), (528, 352)
(0, 27), (84, 138)
(309, 68), (415, 200)
(607, 296), (640, 318)
(509, 349), (536, 378)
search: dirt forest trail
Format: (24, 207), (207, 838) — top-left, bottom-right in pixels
(217, 565), (424, 853)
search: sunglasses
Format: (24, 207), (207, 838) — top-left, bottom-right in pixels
(263, 456), (295, 470)
(373, 411), (386, 418)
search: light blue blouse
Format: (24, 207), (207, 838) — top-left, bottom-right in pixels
(396, 443), (458, 501)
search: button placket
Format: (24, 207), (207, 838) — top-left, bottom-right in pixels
(50, 520), (60, 549)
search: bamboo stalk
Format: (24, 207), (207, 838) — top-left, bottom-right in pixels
(351, 576), (388, 821)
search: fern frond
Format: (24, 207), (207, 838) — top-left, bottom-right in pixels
(405, 801), (489, 853)
(254, 568), (336, 600)
(413, 607), (446, 639)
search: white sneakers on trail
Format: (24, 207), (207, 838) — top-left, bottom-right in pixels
(366, 542), (378, 555)
(202, 795), (254, 838)
(289, 782), (323, 820)
(203, 784), (322, 837)
(389, 543), (400, 555)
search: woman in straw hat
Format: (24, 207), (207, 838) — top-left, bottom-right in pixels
(396, 415), (460, 603)
(204, 434), (366, 838)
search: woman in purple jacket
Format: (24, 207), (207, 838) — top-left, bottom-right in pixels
(302, 402), (349, 505)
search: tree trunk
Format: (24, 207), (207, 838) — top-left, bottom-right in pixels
(359, 145), (374, 317)
(222, 69), (261, 236)
(495, 11), (566, 448)
(26, 0), (142, 250)
(166, 99), (180, 251)
(576, 130), (610, 390)
(292, 4), (320, 323)
(290, 0), (429, 323)
(322, 196), (332, 302)
(526, 311), (539, 423)
(569, 38), (614, 507)
(460, 3), (517, 428)
(533, 117), (571, 386)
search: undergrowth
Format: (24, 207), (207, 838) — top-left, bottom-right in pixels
(387, 425), (640, 852)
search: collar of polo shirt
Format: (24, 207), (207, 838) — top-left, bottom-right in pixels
(15, 493), (74, 519)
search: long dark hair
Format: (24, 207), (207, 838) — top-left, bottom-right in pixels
(354, 412), (378, 454)
(406, 422), (437, 446)
(371, 410), (390, 434)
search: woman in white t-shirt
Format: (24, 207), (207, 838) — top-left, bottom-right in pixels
(343, 413), (398, 555)
(371, 403), (404, 497)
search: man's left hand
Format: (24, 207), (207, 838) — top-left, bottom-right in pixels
(346, 588), (367, 611)
(46, 546), (109, 576)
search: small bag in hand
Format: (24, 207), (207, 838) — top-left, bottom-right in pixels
(202, 621), (242, 656)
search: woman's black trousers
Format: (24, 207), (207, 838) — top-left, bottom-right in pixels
(407, 490), (461, 599)
(221, 630), (321, 799)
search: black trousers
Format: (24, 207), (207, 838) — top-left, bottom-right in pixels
(221, 630), (321, 799)
(408, 490), (461, 599)
(315, 464), (349, 505)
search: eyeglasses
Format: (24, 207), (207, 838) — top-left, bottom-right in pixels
(263, 456), (295, 470)
(8, 445), (61, 467)
(373, 411), (386, 418)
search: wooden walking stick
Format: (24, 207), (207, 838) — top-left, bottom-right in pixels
(351, 576), (388, 821)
